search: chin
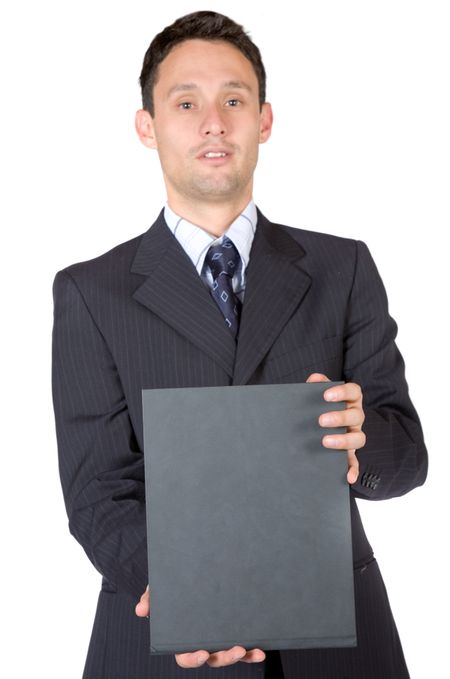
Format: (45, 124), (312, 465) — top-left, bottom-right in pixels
(190, 175), (247, 199)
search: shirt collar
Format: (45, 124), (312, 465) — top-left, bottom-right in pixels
(163, 200), (257, 276)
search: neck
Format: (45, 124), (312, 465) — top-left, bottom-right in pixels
(166, 194), (253, 237)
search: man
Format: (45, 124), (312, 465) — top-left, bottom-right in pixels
(52, 10), (427, 679)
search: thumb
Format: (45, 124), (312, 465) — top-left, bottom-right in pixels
(306, 373), (330, 383)
(135, 586), (150, 617)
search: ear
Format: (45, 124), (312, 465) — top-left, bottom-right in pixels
(259, 102), (273, 144)
(135, 109), (158, 149)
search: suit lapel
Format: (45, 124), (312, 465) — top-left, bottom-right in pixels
(130, 209), (312, 383)
(233, 210), (312, 385)
(131, 211), (236, 378)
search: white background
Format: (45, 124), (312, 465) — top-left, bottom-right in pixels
(1, 1), (449, 677)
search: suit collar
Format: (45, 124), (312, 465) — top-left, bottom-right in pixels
(131, 209), (311, 383)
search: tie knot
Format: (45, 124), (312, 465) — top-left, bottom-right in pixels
(205, 236), (241, 280)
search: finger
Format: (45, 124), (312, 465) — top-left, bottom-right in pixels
(319, 407), (364, 429)
(135, 588), (150, 617)
(322, 430), (366, 451)
(206, 646), (248, 668)
(240, 648), (266, 663)
(347, 450), (359, 484)
(324, 382), (362, 404)
(306, 373), (330, 383)
(175, 651), (210, 668)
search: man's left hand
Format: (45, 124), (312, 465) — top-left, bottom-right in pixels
(306, 373), (365, 484)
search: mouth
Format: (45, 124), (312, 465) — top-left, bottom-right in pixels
(196, 148), (232, 165)
(203, 151), (227, 158)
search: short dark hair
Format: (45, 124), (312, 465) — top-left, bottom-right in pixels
(139, 11), (266, 116)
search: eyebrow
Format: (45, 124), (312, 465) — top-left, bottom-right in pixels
(167, 80), (253, 99)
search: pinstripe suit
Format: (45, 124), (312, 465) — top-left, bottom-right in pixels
(52, 208), (427, 678)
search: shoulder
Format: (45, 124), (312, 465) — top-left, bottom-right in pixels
(256, 211), (383, 293)
(259, 210), (368, 273)
(276, 222), (382, 293)
(52, 230), (149, 313)
(58, 233), (144, 282)
(276, 224), (360, 254)
(257, 208), (359, 253)
(54, 209), (168, 292)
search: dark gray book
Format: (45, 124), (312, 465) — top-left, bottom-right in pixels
(142, 382), (356, 654)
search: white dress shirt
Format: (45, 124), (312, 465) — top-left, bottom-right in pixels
(163, 200), (257, 302)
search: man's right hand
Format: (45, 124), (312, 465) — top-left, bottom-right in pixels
(135, 588), (266, 668)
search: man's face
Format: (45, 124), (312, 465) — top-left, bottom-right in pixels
(137, 39), (272, 207)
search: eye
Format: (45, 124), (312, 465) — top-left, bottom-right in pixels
(178, 102), (193, 110)
(226, 99), (241, 107)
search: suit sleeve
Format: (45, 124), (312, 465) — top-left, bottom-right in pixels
(343, 240), (428, 500)
(52, 269), (148, 600)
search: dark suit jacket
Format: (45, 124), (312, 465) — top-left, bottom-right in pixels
(52, 208), (427, 678)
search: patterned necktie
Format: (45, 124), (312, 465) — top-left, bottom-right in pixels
(204, 236), (242, 339)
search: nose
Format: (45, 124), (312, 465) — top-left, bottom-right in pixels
(200, 105), (227, 137)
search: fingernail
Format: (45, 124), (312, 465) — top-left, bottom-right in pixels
(325, 390), (337, 401)
(323, 436), (337, 447)
(197, 654), (208, 665)
(320, 413), (333, 426)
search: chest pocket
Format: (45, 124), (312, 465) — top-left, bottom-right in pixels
(261, 335), (344, 381)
